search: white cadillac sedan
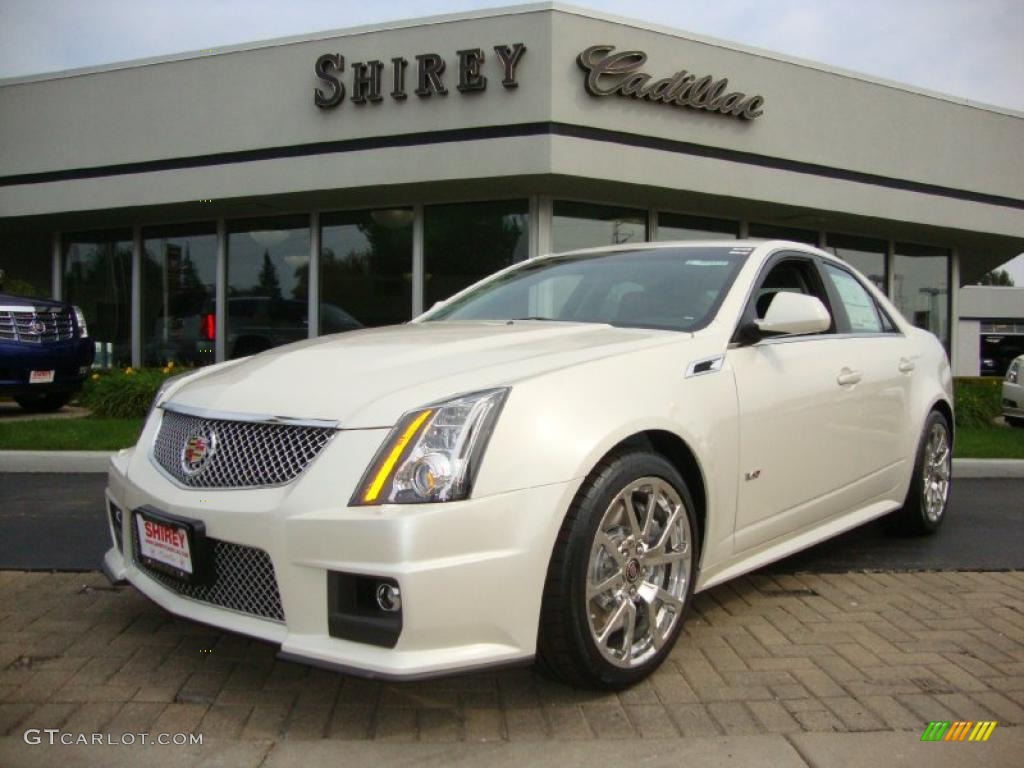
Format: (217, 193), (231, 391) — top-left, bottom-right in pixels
(103, 240), (954, 688)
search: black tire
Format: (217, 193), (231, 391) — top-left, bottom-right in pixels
(14, 392), (73, 413)
(1007, 416), (1024, 429)
(889, 410), (952, 535)
(537, 449), (698, 689)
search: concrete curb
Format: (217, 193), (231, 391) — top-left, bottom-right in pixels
(954, 458), (1024, 478)
(0, 450), (114, 473)
(0, 451), (1021, 477)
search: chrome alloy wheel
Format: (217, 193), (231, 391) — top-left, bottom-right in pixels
(585, 477), (692, 668)
(922, 422), (951, 523)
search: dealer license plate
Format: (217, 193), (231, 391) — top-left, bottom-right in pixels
(137, 512), (194, 575)
(29, 370), (55, 384)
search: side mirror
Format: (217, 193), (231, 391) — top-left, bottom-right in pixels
(755, 292), (831, 336)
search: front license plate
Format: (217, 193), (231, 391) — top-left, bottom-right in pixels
(29, 370), (55, 384)
(134, 507), (211, 583)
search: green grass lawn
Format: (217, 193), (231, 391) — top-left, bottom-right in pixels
(953, 425), (1024, 459)
(0, 417), (143, 451)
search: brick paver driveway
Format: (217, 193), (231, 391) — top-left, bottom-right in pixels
(0, 569), (1021, 748)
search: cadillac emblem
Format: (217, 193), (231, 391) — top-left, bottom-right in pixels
(181, 430), (216, 476)
(29, 320), (46, 335)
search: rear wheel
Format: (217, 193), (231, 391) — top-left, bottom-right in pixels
(14, 392), (73, 413)
(537, 450), (698, 689)
(890, 410), (952, 535)
(1007, 416), (1024, 429)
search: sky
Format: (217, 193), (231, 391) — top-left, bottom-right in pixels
(1, 0), (1022, 279)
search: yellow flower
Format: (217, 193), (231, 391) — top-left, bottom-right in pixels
(167, 361), (175, 369)
(124, 367), (134, 375)
(91, 373), (100, 381)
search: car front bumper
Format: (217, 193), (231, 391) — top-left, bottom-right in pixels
(0, 337), (93, 396)
(103, 418), (577, 680)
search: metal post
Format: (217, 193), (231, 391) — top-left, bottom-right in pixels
(308, 212), (320, 337)
(215, 219), (227, 362)
(51, 231), (62, 300)
(531, 195), (552, 257)
(131, 224), (142, 368)
(412, 203), (424, 317)
(886, 240), (896, 299)
(949, 247), (960, 365)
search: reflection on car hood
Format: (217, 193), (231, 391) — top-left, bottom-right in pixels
(168, 321), (682, 427)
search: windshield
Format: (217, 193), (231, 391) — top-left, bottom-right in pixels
(424, 246), (749, 332)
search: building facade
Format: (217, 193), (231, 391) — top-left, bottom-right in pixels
(956, 286), (1024, 377)
(1, 3), (1022, 370)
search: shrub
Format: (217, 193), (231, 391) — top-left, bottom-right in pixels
(953, 377), (1003, 429)
(79, 365), (185, 419)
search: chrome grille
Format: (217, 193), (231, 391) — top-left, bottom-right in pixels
(153, 408), (336, 489)
(130, 514), (284, 621)
(0, 307), (75, 343)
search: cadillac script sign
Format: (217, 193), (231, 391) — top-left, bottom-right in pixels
(576, 45), (765, 120)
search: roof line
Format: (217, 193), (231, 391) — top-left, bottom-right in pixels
(0, 2), (1020, 119)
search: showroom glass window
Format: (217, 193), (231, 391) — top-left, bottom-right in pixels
(141, 223), (217, 367)
(893, 243), (950, 347)
(657, 213), (739, 241)
(825, 233), (887, 292)
(552, 201), (646, 253)
(747, 223), (819, 245)
(423, 200), (529, 309)
(0, 229), (51, 298)
(320, 208), (413, 331)
(226, 216), (310, 359)
(63, 231), (132, 368)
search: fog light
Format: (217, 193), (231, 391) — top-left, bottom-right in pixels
(376, 583), (401, 612)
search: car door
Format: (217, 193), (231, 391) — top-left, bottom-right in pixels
(819, 260), (914, 496)
(729, 252), (866, 552)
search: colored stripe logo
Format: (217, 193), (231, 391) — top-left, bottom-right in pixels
(921, 721), (997, 742)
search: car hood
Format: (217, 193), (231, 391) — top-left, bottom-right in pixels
(168, 321), (684, 427)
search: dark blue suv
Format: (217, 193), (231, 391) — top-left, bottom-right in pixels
(0, 272), (95, 412)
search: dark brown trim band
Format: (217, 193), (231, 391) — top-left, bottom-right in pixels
(2, 121), (1021, 210)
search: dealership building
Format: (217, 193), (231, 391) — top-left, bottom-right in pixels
(1, 2), (1022, 374)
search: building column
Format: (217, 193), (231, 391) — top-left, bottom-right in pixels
(529, 195), (552, 258)
(738, 220), (749, 238)
(885, 240), (896, 299)
(51, 231), (62, 300)
(949, 247), (961, 370)
(215, 219), (227, 363)
(648, 209), (658, 242)
(131, 224), (142, 368)
(308, 212), (320, 337)
(412, 203), (424, 316)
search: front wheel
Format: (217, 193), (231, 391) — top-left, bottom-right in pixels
(537, 450), (698, 689)
(890, 410), (952, 535)
(1007, 416), (1024, 429)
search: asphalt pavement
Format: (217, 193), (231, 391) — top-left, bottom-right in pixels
(0, 473), (1021, 572)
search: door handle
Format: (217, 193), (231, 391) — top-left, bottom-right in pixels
(836, 368), (862, 386)
(898, 357), (916, 373)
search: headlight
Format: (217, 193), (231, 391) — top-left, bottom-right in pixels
(1009, 362), (1020, 384)
(73, 305), (89, 338)
(352, 388), (509, 505)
